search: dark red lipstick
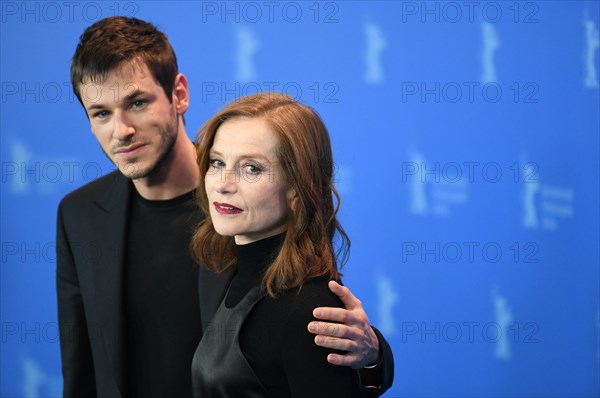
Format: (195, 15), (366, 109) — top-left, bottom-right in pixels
(213, 202), (243, 214)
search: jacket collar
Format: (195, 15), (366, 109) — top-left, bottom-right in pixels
(95, 171), (132, 212)
(93, 171), (132, 397)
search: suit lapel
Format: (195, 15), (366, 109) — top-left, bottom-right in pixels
(92, 171), (131, 396)
(90, 172), (237, 392)
(198, 266), (235, 332)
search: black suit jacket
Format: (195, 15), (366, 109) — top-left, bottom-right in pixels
(56, 171), (232, 397)
(57, 171), (393, 397)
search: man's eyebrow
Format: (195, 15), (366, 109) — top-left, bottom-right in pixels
(84, 89), (147, 112)
(123, 89), (146, 101)
(86, 103), (105, 112)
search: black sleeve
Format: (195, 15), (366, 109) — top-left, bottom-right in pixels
(281, 289), (366, 398)
(356, 326), (395, 396)
(56, 200), (97, 398)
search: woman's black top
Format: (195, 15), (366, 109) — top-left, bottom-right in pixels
(191, 234), (365, 398)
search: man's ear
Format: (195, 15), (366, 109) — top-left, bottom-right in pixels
(172, 73), (189, 115)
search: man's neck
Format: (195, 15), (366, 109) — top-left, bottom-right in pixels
(132, 129), (199, 200)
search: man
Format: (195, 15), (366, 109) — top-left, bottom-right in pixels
(57, 16), (393, 397)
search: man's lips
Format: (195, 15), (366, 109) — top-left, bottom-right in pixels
(213, 202), (243, 214)
(114, 143), (146, 156)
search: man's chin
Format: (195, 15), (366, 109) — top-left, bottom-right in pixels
(114, 133), (177, 181)
(117, 163), (152, 180)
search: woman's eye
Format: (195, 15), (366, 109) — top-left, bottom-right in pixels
(243, 164), (262, 174)
(209, 159), (224, 168)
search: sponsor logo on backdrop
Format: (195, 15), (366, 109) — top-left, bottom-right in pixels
(481, 22), (500, 84)
(492, 288), (513, 360)
(583, 11), (599, 89)
(22, 356), (61, 397)
(364, 21), (387, 85)
(236, 26), (260, 83)
(335, 164), (353, 195)
(377, 273), (399, 337)
(520, 156), (573, 232)
(2, 137), (114, 195)
(407, 149), (469, 217)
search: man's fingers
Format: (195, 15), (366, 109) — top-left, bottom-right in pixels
(307, 321), (357, 339)
(312, 306), (351, 323)
(309, 282), (379, 369)
(314, 335), (355, 352)
(326, 353), (361, 369)
(327, 280), (362, 310)
(318, 337), (371, 369)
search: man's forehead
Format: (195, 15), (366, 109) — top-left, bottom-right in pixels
(79, 61), (158, 105)
(81, 60), (153, 88)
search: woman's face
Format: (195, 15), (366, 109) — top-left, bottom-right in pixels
(205, 116), (293, 245)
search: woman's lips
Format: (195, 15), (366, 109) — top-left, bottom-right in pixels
(213, 202), (243, 214)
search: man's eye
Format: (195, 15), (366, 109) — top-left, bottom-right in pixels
(131, 100), (146, 109)
(93, 110), (109, 119)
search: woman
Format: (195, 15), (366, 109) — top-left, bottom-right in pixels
(191, 92), (364, 397)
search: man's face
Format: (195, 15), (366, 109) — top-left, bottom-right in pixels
(79, 63), (179, 180)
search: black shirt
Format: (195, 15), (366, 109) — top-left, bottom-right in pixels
(125, 189), (202, 397)
(231, 235), (365, 397)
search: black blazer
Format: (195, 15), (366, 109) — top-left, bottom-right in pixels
(56, 171), (393, 397)
(56, 171), (232, 397)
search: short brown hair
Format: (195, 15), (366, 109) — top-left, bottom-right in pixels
(192, 93), (350, 297)
(70, 16), (178, 105)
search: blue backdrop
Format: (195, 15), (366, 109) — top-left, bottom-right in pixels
(1, 1), (599, 397)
